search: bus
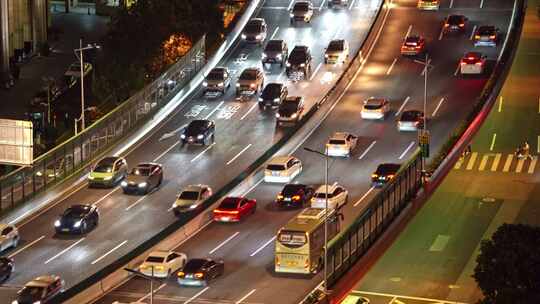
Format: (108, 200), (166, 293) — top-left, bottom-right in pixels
(275, 208), (340, 274)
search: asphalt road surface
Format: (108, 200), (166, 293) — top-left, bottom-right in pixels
(89, 0), (515, 303)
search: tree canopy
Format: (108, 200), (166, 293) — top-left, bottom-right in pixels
(473, 223), (540, 303)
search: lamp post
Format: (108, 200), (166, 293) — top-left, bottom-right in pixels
(304, 146), (329, 295)
(124, 267), (158, 304)
(74, 38), (100, 135)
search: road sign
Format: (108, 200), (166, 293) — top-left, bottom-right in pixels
(419, 130), (430, 158)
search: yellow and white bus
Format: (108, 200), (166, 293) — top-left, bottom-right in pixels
(275, 208), (340, 274)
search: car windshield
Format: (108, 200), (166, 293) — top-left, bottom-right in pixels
(262, 84), (281, 98)
(178, 191), (199, 200)
(183, 259), (207, 272)
(245, 22), (262, 33)
(478, 26), (495, 35)
(327, 41), (344, 52)
(364, 100), (383, 109)
(131, 168), (151, 176)
(314, 192), (335, 199)
(282, 184), (304, 196)
(329, 139), (346, 145)
(240, 70), (258, 80)
(207, 70), (224, 80)
(265, 41), (282, 52)
(289, 48), (308, 63)
(448, 15), (463, 24)
(218, 198), (239, 210)
(294, 2), (310, 11)
(186, 120), (207, 134)
(376, 164), (400, 175)
(19, 286), (44, 298)
(267, 164), (286, 171)
(145, 256), (165, 263)
(64, 206), (88, 218)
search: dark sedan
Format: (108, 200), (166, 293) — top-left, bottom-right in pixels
(259, 83), (288, 109)
(276, 183), (314, 208)
(276, 96), (304, 124)
(0, 257), (13, 283)
(181, 120), (215, 145)
(372, 163), (401, 187)
(121, 163), (163, 195)
(54, 204), (99, 234)
(443, 14), (468, 34)
(177, 258), (225, 287)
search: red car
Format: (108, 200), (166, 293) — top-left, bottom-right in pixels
(213, 197), (257, 222)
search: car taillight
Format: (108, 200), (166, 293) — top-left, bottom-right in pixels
(178, 271), (185, 278)
(474, 35), (480, 39)
(388, 174), (395, 179)
(275, 256), (280, 266)
(459, 23), (465, 27)
(475, 62), (482, 65)
(415, 45), (422, 49)
(214, 209), (239, 215)
(195, 272), (204, 279)
(292, 195), (301, 201)
(489, 35), (496, 39)
(444, 23), (449, 27)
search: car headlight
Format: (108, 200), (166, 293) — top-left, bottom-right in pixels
(138, 182), (147, 188)
(121, 181), (128, 187)
(54, 220), (61, 227)
(197, 134), (204, 139)
(262, 53), (267, 58)
(275, 113), (280, 118)
(274, 98), (280, 102)
(241, 34), (247, 39)
(276, 54), (282, 59)
(325, 54), (329, 58)
(290, 13), (294, 17)
(291, 113), (298, 119)
(217, 82), (224, 87)
(286, 62), (291, 67)
(103, 176), (112, 181)
(258, 97), (263, 101)
(88, 175), (95, 180)
(74, 220), (82, 228)
(203, 81), (208, 87)
(180, 134), (186, 139)
(36, 171), (43, 177)
(300, 63), (305, 67)
(190, 204), (198, 209)
(236, 83), (240, 87)
(255, 34), (262, 40)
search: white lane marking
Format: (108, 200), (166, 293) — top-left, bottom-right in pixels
(449, 0), (454, 8)
(153, 141), (180, 162)
(45, 238), (85, 264)
(499, 0), (518, 61)
(91, 240), (128, 265)
(204, 101), (224, 120)
(490, 133), (497, 151)
(358, 141), (377, 160)
(453, 63), (461, 76)
(93, 187), (120, 206)
(209, 231), (240, 254)
(348, 0), (357, 10)
(185, 287), (210, 304)
(319, 0), (327, 11)
(386, 58), (398, 75)
(404, 25), (412, 39)
(236, 289), (257, 304)
(498, 96), (503, 112)
(287, 0), (295, 11)
(137, 283), (167, 302)
(399, 141), (416, 160)
(240, 103), (258, 120)
(469, 25), (477, 40)
(431, 97), (445, 117)
(352, 290), (468, 304)
(480, 0), (485, 8)
(438, 27), (445, 40)
(226, 144), (252, 165)
(270, 26), (280, 40)
(528, 157), (537, 174)
(191, 143), (216, 163)
(310, 62), (323, 81)
(353, 186), (375, 207)
(395, 96), (410, 117)
(8, 235), (45, 258)
(125, 195), (148, 211)
(250, 236), (276, 257)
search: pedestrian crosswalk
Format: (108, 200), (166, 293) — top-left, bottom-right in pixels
(454, 152), (538, 174)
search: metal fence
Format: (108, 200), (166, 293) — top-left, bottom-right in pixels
(326, 150), (423, 286)
(0, 36), (206, 212)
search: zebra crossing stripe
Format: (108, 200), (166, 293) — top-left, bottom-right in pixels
(491, 153), (502, 171)
(528, 157), (537, 174)
(478, 155), (489, 171)
(502, 154), (513, 172)
(454, 158), (464, 170)
(516, 158), (525, 173)
(466, 152), (478, 170)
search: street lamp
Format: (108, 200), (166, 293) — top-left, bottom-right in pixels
(74, 38), (100, 135)
(303, 146), (329, 295)
(124, 267), (159, 304)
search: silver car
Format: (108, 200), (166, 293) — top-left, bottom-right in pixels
(324, 39), (349, 64)
(172, 184), (213, 215)
(0, 224), (19, 252)
(290, 1), (314, 24)
(203, 67), (231, 95)
(242, 18), (267, 45)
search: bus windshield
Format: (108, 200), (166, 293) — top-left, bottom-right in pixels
(278, 230), (307, 247)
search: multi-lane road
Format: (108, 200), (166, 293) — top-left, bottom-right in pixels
(0, 0), (383, 301)
(90, 0), (515, 303)
(346, 1), (535, 303)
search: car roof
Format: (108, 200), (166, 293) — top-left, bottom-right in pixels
(248, 18), (264, 25)
(295, 0), (312, 5)
(241, 68), (260, 76)
(405, 35), (422, 42)
(282, 183), (307, 191)
(182, 184), (209, 192)
(136, 162), (160, 169)
(268, 156), (294, 165)
(26, 275), (58, 287)
(314, 184), (341, 193)
(402, 110), (423, 116)
(376, 163), (401, 173)
(292, 45), (309, 52)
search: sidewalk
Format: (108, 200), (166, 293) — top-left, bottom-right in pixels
(0, 5), (108, 121)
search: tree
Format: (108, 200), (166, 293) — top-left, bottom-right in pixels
(473, 223), (540, 303)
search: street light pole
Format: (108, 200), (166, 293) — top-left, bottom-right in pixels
(124, 267), (156, 304)
(79, 38), (85, 133)
(423, 53), (428, 132)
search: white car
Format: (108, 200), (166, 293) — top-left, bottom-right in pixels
(324, 39), (349, 64)
(361, 98), (390, 120)
(417, 0), (439, 10)
(172, 184), (213, 215)
(264, 156), (302, 183)
(0, 223), (19, 252)
(460, 52), (487, 75)
(326, 132), (358, 157)
(139, 251), (187, 278)
(310, 184), (348, 210)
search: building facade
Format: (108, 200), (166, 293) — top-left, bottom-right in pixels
(0, 0), (49, 86)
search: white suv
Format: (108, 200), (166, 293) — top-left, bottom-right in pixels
(311, 184), (348, 210)
(326, 132), (358, 157)
(264, 156), (302, 183)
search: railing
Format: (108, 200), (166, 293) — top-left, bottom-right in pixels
(0, 37), (205, 213)
(326, 151), (423, 286)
